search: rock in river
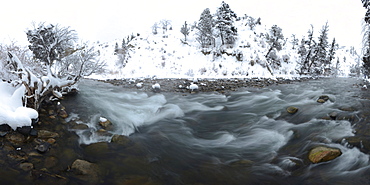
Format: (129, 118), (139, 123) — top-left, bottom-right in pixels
(317, 95), (330, 103)
(286, 106), (298, 114)
(71, 159), (100, 183)
(37, 130), (59, 139)
(308, 146), (342, 163)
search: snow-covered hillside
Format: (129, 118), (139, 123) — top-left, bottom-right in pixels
(90, 18), (361, 80)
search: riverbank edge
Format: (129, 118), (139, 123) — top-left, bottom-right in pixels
(95, 76), (318, 94)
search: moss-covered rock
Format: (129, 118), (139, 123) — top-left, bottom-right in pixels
(308, 146), (341, 163)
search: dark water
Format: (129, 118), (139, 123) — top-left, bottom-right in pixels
(63, 77), (370, 184)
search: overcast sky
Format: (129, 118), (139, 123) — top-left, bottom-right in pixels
(0, 0), (365, 49)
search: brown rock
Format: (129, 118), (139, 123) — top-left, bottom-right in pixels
(317, 99), (326, 103)
(45, 156), (59, 168)
(229, 159), (254, 167)
(286, 106), (298, 114)
(308, 146), (342, 163)
(7, 152), (28, 162)
(71, 159), (100, 183)
(71, 124), (89, 130)
(317, 95), (330, 103)
(99, 119), (112, 129)
(5, 132), (26, 146)
(111, 135), (131, 146)
(19, 162), (34, 171)
(46, 138), (56, 144)
(58, 109), (68, 118)
(37, 130), (59, 139)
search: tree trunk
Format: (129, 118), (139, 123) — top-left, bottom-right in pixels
(265, 46), (274, 58)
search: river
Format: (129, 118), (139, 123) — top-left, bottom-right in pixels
(62, 77), (370, 184)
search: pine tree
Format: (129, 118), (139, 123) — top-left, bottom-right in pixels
(327, 38), (338, 64)
(152, 22), (159, 35)
(290, 34), (299, 49)
(215, 1), (237, 45)
(160, 19), (171, 34)
(296, 25), (318, 75)
(297, 37), (307, 74)
(196, 8), (215, 48)
(265, 25), (284, 58)
(180, 21), (190, 41)
(114, 42), (119, 53)
(309, 22), (329, 73)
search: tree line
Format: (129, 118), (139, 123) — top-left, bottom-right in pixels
(180, 1), (340, 75)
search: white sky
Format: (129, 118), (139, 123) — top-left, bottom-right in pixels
(0, 0), (365, 49)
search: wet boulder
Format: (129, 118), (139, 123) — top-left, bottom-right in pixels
(286, 106), (298, 114)
(308, 146), (342, 163)
(35, 142), (51, 153)
(317, 95), (330, 103)
(98, 117), (113, 130)
(329, 112), (338, 119)
(0, 124), (11, 136)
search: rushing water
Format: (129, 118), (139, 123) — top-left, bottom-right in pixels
(62, 77), (370, 184)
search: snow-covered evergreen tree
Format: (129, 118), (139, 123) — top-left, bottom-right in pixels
(265, 25), (284, 69)
(298, 25), (315, 74)
(327, 38), (338, 64)
(290, 34), (299, 49)
(116, 34), (136, 67)
(215, 1), (237, 45)
(180, 21), (190, 41)
(309, 22), (329, 73)
(196, 8), (215, 48)
(152, 22), (159, 35)
(114, 42), (119, 53)
(160, 19), (172, 34)
(297, 37), (308, 74)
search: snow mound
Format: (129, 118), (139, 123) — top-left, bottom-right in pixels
(152, 83), (160, 89)
(189, 84), (199, 91)
(0, 82), (38, 130)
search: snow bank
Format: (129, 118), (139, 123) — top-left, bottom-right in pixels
(0, 82), (38, 130)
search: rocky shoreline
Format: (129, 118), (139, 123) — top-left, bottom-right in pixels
(99, 77), (316, 94)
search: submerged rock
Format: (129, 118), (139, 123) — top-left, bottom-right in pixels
(5, 132), (26, 147)
(71, 159), (100, 183)
(36, 142), (51, 153)
(286, 106), (298, 114)
(19, 162), (34, 171)
(111, 134), (131, 146)
(308, 146), (342, 163)
(229, 159), (254, 167)
(37, 130), (59, 139)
